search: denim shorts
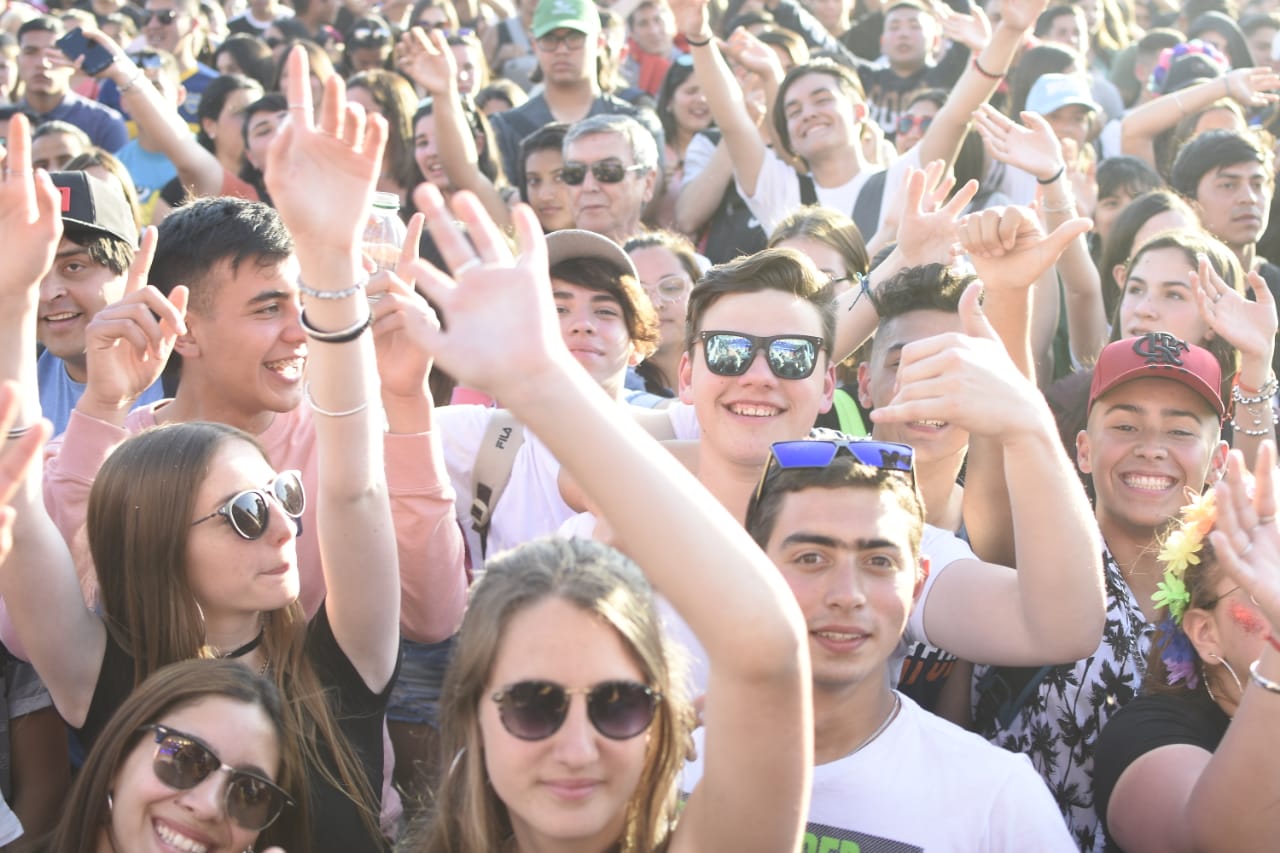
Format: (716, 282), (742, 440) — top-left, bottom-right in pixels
(387, 634), (457, 727)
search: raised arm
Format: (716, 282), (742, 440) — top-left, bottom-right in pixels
(1121, 68), (1280, 168)
(0, 118), (108, 728)
(399, 27), (511, 229)
(263, 47), (399, 692)
(871, 284), (1106, 664)
(83, 28), (226, 199)
(676, 0), (771, 197)
(411, 185), (812, 853)
(1193, 260), (1278, 468)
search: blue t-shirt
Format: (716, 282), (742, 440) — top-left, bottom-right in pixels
(24, 91), (128, 152)
(115, 140), (177, 222)
(36, 349), (165, 436)
(98, 62), (218, 129)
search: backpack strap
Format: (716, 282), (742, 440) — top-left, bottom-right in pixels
(469, 409), (525, 560)
(798, 172), (818, 207)
(831, 388), (869, 437)
(852, 168), (887, 242)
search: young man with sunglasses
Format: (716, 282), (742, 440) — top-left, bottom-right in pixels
(487, 0), (664, 188)
(562, 114), (657, 246)
(972, 332), (1230, 852)
(681, 438), (1075, 850)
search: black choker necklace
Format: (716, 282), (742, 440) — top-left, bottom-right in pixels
(220, 631), (264, 659)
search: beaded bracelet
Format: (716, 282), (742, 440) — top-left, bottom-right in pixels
(298, 274), (368, 301)
(1232, 418), (1273, 437)
(1249, 659), (1280, 694)
(303, 382), (369, 418)
(299, 309), (372, 343)
(1234, 374), (1279, 407)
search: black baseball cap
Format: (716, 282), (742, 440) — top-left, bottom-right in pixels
(50, 171), (138, 247)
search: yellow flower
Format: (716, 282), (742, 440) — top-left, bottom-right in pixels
(1158, 528), (1203, 576)
(1182, 490), (1217, 539)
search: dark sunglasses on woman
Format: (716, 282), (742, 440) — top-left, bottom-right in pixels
(491, 680), (661, 741)
(191, 470), (305, 540)
(143, 725), (294, 831)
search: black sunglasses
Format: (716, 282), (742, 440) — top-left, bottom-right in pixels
(492, 680), (660, 741)
(143, 725), (294, 832)
(698, 331), (825, 380)
(895, 114), (932, 136)
(146, 8), (180, 25)
(191, 471), (305, 540)
(559, 159), (648, 186)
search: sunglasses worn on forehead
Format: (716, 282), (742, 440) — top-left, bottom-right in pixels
(492, 680), (661, 741)
(147, 8), (179, 25)
(756, 439), (916, 503)
(144, 725), (294, 832)
(560, 159), (648, 186)
(699, 331), (825, 380)
(191, 471), (305, 540)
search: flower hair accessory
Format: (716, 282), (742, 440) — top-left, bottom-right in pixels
(1147, 40), (1229, 93)
(1153, 490), (1217, 686)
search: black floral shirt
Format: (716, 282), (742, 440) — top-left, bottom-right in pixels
(972, 548), (1156, 853)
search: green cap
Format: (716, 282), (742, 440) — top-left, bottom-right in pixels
(532, 0), (601, 38)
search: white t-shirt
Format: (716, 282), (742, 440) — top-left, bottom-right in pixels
(662, 524), (977, 698)
(682, 692), (1076, 853)
(739, 146), (920, 237)
(436, 405), (574, 565)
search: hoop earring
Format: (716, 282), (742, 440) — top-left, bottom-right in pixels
(1209, 653), (1244, 694)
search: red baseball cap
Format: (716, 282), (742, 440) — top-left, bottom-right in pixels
(1088, 333), (1224, 419)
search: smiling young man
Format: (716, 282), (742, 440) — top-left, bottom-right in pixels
(36, 172), (164, 436)
(974, 332), (1229, 852)
(681, 444), (1075, 851)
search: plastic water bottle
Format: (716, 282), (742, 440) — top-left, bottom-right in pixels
(362, 191), (407, 275)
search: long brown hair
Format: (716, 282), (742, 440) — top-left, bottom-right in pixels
(42, 659), (304, 852)
(402, 537), (692, 853)
(87, 422), (381, 846)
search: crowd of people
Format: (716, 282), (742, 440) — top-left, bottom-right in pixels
(0, 0), (1278, 849)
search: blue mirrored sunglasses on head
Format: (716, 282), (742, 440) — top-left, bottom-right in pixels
(756, 439), (916, 501)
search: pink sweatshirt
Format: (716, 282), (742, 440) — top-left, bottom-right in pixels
(38, 402), (467, 644)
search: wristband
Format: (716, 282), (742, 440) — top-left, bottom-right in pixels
(685, 33), (712, 46)
(1037, 165), (1065, 185)
(5, 425), (34, 440)
(1235, 373), (1278, 403)
(299, 309), (372, 343)
(972, 55), (1003, 80)
(303, 382), (370, 418)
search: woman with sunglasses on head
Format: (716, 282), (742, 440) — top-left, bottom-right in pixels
(396, 180), (811, 850)
(0, 49), (401, 853)
(1094, 445), (1280, 852)
(43, 658), (300, 853)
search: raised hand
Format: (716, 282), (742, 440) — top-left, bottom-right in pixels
(893, 164), (978, 267)
(77, 228), (188, 422)
(398, 27), (458, 96)
(996, 0), (1050, 32)
(959, 205), (1092, 292)
(264, 45), (387, 264)
(935, 1), (992, 52)
(1224, 67), (1280, 108)
(368, 267), (439, 399)
(869, 282), (1049, 438)
(1193, 256), (1278, 365)
(973, 104), (1064, 183)
(0, 116), (63, 304)
(409, 185), (569, 400)
(1208, 443), (1280, 634)
(670, 0), (712, 40)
